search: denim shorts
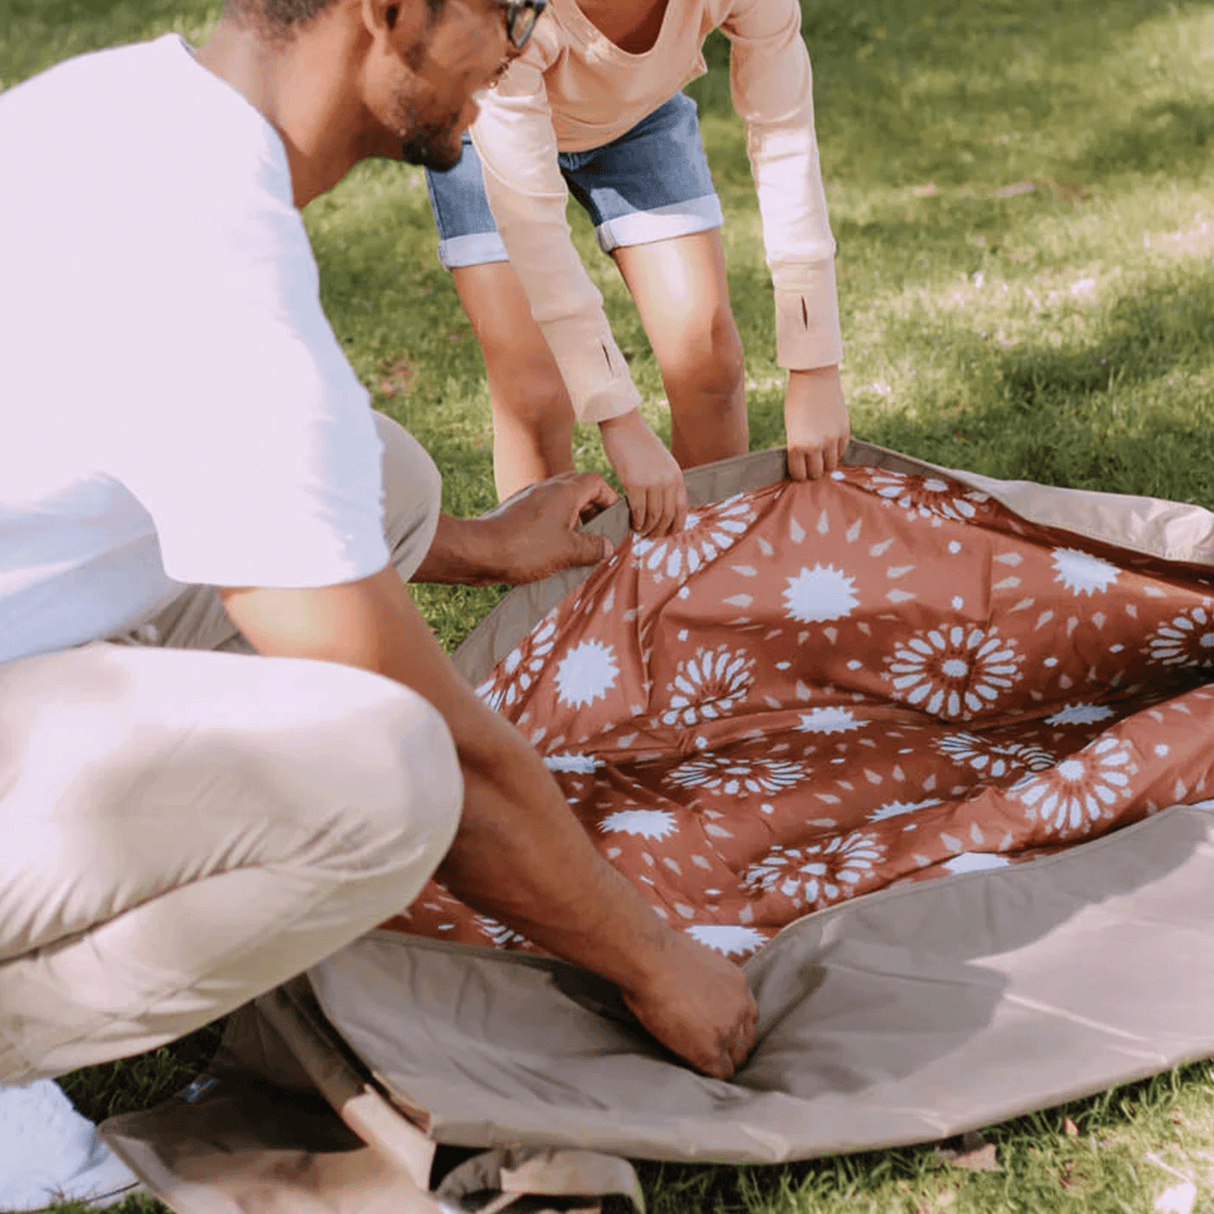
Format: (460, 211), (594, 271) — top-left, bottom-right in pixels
(426, 91), (724, 268)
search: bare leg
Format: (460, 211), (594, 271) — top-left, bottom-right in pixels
(612, 230), (748, 469)
(451, 262), (577, 501)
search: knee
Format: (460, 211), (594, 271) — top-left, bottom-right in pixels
(662, 307), (745, 403)
(321, 674), (463, 878)
(372, 414), (443, 583)
(489, 357), (574, 433)
(232, 660), (463, 882)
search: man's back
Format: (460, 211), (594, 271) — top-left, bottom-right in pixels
(0, 36), (386, 663)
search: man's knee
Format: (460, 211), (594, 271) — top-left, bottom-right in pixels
(373, 413), (442, 583)
(273, 661), (463, 881)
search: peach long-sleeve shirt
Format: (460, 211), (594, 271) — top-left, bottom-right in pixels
(470, 0), (842, 424)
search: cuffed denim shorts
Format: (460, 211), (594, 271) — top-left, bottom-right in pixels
(426, 91), (724, 269)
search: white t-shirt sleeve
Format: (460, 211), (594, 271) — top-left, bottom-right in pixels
(112, 199), (392, 590)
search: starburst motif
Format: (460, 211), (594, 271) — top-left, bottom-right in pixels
(665, 753), (808, 797)
(660, 646), (755, 727)
(685, 924), (769, 959)
(1011, 736), (1138, 833)
(934, 731), (1054, 778)
(543, 752), (603, 773)
(1050, 548), (1121, 596)
(1044, 703), (1116, 726)
(598, 808), (679, 840)
(631, 494), (757, 584)
(782, 564), (860, 623)
(867, 797), (942, 822)
(885, 625), (1022, 720)
(1144, 605), (1214, 669)
(742, 832), (886, 908)
(862, 470), (991, 523)
(796, 706), (867, 734)
(476, 614), (558, 713)
(554, 639), (619, 709)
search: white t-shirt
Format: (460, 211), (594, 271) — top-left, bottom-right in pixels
(0, 35), (391, 665)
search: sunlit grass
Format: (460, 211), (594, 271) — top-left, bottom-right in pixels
(3, 0), (1213, 1209)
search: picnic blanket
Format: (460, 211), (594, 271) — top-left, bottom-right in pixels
(384, 459), (1214, 959)
(99, 443), (1214, 1205)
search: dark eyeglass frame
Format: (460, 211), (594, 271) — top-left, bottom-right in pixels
(498, 0), (547, 49)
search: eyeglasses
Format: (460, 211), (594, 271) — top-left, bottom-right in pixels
(497, 0), (546, 49)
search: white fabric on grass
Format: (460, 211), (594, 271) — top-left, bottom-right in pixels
(0, 1080), (139, 1210)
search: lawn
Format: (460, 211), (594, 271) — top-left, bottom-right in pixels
(3, 0), (1214, 1210)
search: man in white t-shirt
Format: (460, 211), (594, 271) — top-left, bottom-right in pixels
(0, 0), (758, 1205)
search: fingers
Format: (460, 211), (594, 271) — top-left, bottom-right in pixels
(628, 487), (651, 536)
(570, 530), (614, 567)
(569, 471), (619, 520)
(671, 479), (689, 534)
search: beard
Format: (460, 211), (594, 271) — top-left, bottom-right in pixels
(392, 89), (465, 172)
(400, 117), (464, 171)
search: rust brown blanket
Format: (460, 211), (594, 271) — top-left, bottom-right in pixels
(385, 465), (1214, 960)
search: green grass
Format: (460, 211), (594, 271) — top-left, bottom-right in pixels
(4, 0), (1214, 1210)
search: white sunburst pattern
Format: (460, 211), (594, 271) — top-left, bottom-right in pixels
(660, 645), (755, 727)
(1144, 605), (1214, 669)
(631, 493), (757, 584)
(1011, 735), (1138, 833)
(665, 752), (808, 797)
(782, 564), (860, 623)
(543, 752), (604, 773)
(867, 797), (942, 822)
(863, 469), (991, 524)
(742, 831), (886, 909)
(598, 808), (679, 841)
(554, 639), (619, 709)
(935, 731), (1055, 779)
(1045, 703), (1117, 727)
(886, 625), (1023, 720)
(1051, 548), (1121, 596)
(685, 924), (769, 959)
(796, 706), (868, 735)
(476, 614), (559, 713)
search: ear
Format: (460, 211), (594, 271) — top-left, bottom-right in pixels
(360, 0), (406, 41)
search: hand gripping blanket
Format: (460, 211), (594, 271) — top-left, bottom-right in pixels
(100, 445), (1214, 1196)
(385, 457), (1214, 959)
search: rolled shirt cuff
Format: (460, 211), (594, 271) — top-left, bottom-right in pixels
(537, 314), (643, 423)
(772, 259), (844, 369)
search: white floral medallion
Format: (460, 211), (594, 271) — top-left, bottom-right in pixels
(885, 625), (1023, 720)
(742, 832), (886, 908)
(660, 645), (755, 727)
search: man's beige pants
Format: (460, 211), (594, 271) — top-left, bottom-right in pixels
(0, 416), (462, 1084)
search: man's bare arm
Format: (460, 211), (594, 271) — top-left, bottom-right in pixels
(219, 567), (757, 1077)
(411, 471), (618, 586)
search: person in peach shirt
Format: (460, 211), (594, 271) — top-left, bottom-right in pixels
(425, 0), (849, 536)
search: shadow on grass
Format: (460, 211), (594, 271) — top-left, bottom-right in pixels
(691, 0), (1214, 203)
(637, 1060), (1213, 1214)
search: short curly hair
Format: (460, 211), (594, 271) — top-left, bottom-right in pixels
(224, 0), (338, 26)
(225, 0), (445, 30)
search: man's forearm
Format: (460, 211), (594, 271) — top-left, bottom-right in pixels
(410, 514), (505, 586)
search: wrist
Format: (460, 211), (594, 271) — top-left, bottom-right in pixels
(413, 514), (510, 586)
(598, 407), (645, 437)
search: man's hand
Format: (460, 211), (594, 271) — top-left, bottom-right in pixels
(411, 471), (617, 586)
(621, 930), (758, 1079)
(482, 470), (618, 583)
(785, 365), (850, 481)
(599, 408), (688, 537)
